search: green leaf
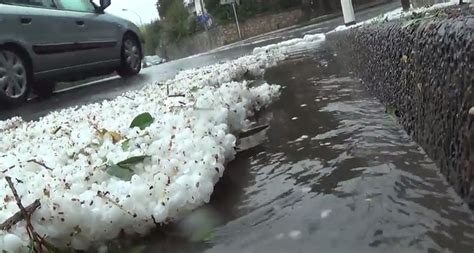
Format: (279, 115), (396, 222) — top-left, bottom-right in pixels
(106, 156), (149, 180)
(117, 155), (150, 167)
(130, 112), (154, 130)
(107, 164), (134, 181)
(121, 139), (130, 151)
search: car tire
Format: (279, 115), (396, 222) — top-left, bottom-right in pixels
(0, 48), (31, 108)
(117, 34), (142, 78)
(33, 81), (55, 99)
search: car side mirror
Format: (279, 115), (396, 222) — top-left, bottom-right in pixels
(91, 0), (111, 13)
(100, 0), (111, 10)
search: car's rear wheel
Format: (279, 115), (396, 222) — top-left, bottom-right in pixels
(117, 34), (142, 78)
(0, 48), (30, 107)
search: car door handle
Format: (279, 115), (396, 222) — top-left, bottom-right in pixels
(20, 17), (32, 24)
(76, 20), (85, 26)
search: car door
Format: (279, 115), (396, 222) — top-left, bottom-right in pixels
(54, 0), (122, 66)
(0, 0), (83, 76)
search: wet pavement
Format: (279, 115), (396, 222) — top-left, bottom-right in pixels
(116, 37), (474, 253)
(2, 2), (474, 253)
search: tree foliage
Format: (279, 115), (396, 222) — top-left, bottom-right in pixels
(161, 0), (195, 42)
(142, 20), (162, 55)
(204, 0), (232, 22)
(157, 0), (174, 19)
(205, 0), (303, 23)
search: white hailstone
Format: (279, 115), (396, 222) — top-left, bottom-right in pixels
(288, 230), (302, 240)
(152, 203), (168, 222)
(2, 233), (24, 252)
(321, 209), (332, 219)
(296, 135), (309, 142)
(301, 187), (312, 193)
(23, 161), (41, 172)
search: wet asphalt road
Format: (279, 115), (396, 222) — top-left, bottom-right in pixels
(0, 2), (400, 121)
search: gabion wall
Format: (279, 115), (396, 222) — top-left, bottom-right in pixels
(329, 7), (473, 207)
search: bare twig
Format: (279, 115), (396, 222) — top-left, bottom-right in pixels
(151, 215), (159, 226)
(97, 191), (135, 217)
(27, 160), (53, 171)
(194, 107), (214, 111)
(5, 177), (44, 252)
(5, 177), (27, 214)
(52, 126), (61, 134)
(169, 105), (214, 111)
(168, 94), (185, 98)
(0, 199), (40, 230)
(1, 165), (15, 174)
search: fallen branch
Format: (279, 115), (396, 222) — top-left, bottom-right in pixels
(0, 199), (40, 231)
(5, 177), (27, 216)
(4, 176), (54, 252)
(5, 177), (41, 251)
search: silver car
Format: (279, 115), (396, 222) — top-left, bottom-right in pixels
(0, 0), (143, 107)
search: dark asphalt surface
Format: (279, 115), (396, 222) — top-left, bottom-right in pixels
(0, 2), (400, 122)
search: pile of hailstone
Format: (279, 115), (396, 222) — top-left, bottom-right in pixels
(0, 33), (325, 252)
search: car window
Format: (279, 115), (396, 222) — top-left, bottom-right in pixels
(0, 0), (52, 7)
(56, 0), (95, 12)
(42, 0), (55, 8)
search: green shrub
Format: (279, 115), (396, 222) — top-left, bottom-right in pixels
(142, 20), (162, 55)
(204, 0), (303, 24)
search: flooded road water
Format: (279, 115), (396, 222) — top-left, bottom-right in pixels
(122, 41), (474, 253)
